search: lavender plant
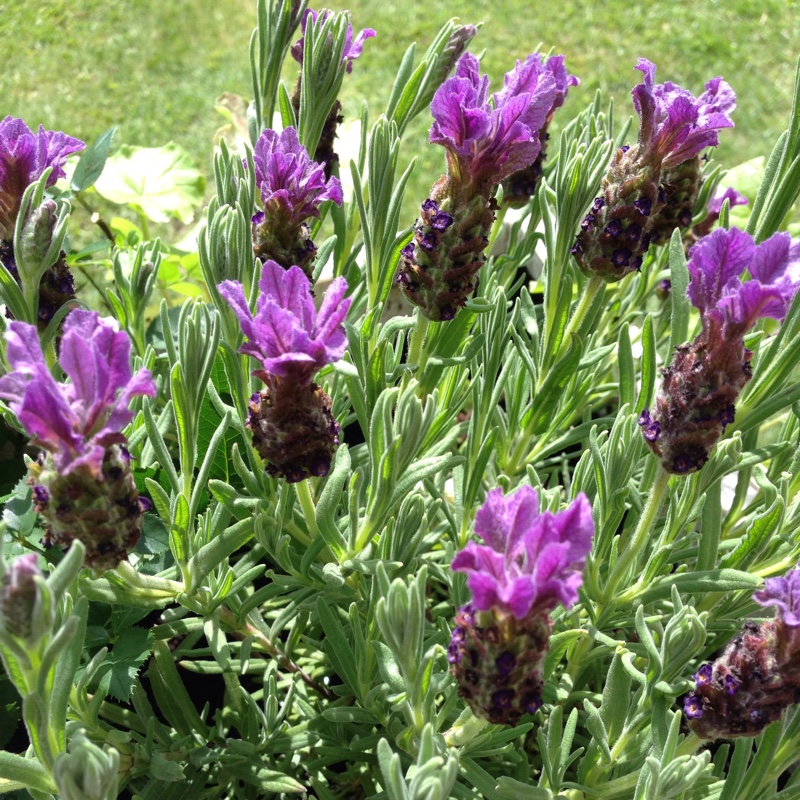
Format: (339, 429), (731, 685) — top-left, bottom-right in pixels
(3, 2), (800, 799)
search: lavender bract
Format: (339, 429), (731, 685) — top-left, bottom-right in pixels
(220, 260), (351, 482)
(290, 8), (376, 74)
(250, 127), (343, 278)
(449, 486), (594, 725)
(0, 310), (156, 571)
(503, 54), (579, 207)
(398, 53), (559, 321)
(639, 227), (800, 473)
(574, 60), (735, 280)
(688, 186), (749, 244)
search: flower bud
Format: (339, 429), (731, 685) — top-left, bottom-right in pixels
(18, 199), (58, 273)
(53, 732), (120, 800)
(0, 553), (42, 641)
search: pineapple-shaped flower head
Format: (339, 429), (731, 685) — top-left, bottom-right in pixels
(0, 310), (156, 571)
(639, 227), (800, 474)
(449, 485), (594, 725)
(573, 59), (735, 280)
(502, 55), (579, 207)
(398, 52), (560, 321)
(685, 567), (800, 739)
(0, 116), (84, 329)
(290, 9), (376, 177)
(250, 126), (343, 279)
(219, 260), (350, 482)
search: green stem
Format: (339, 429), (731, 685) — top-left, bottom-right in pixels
(295, 480), (321, 540)
(602, 466), (670, 603)
(403, 309), (430, 391)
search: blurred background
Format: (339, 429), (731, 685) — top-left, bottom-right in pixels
(1, 0), (798, 217)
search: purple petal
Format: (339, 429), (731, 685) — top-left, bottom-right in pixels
(753, 568), (800, 627)
(708, 187), (749, 216)
(687, 227), (755, 313)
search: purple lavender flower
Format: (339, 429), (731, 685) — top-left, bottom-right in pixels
(0, 310), (155, 571)
(250, 127), (343, 277)
(452, 486), (594, 618)
(449, 487), (594, 725)
(219, 260), (350, 386)
(687, 227), (800, 338)
(502, 54), (579, 207)
(219, 261), (350, 481)
(0, 310), (156, 475)
(632, 59), (735, 170)
(430, 52), (557, 196)
(0, 553), (43, 641)
(574, 60), (735, 280)
(754, 567), (800, 627)
(641, 227), (800, 473)
(708, 187), (749, 217)
(291, 9), (376, 73)
(0, 117), (84, 236)
(252, 127), (343, 225)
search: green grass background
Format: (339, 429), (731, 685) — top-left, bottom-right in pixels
(2, 0), (799, 214)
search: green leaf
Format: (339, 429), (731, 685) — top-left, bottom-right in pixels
(70, 127), (115, 192)
(93, 143), (205, 223)
(98, 627), (154, 702)
(668, 228), (690, 355)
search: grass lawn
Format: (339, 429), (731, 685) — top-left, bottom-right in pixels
(2, 0), (799, 221)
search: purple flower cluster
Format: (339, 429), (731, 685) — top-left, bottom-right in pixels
(685, 567), (800, 739)
(220, 261), (350, 482)
(452, 486), (594, 618)
(220, 261), (350, 387)
(252, 127), (343, 227)
(640, 227), (800, 474)
(632, 59), (735, 170)
(448, 486), (594, 725)
(0, 116), (84, 236)
(430, 52), (557, 196)
(0, 310), (156, 475)
(291, 9), (376, 74)
(398, 52), (567, 320)
(250, 127), (343, 278)
(573, 60), (735, 281)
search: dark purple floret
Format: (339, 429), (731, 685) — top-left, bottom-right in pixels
(32, 485), (49, 506)
(672, 454), (693, 473)
(630, 256), (644, 271)
(523, 693), (543, 715)
(580, 214), (595, 232)
(724, 675), (740, 695)
(137, 496), (152, 513)
(431, 211), (454, 231)
(634, 197), (652, 216)
(401, 242), (416, 259)
(570, 241), (582, 255)
(679, 210), (694, 227)
(491, 689), (516, 712)
(604, 219), (623, 237)
(252, 211), (265, 226)
(419, 232), (437, 251)
(684, 693), (704, 719)
(439, 305), (457, 321)
(620, 145), (631, 153)
(695, 663), (713, 686)
(593, 197), (606, 210)
(719, 405), (735, 428)
(496, 651), (517, 678)
(626, 223), (642, 241)
(422, 198), (439, 214)
(612, 248), (631, 267)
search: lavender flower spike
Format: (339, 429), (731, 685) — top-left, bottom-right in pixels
(250, 127), (343, 277)
(449, 487), (594, 725)
(0, 309), (156, 571)
(0, 310), (156, 475)
(0, 116), (84, 236)
(641, 227), (800, 474)
(219, 261), (351, 482)
(291, 9), (376, 73)
(452, 486), (594, 618)
(430, 52), (557, 196)
(687, 567), (800, 740)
